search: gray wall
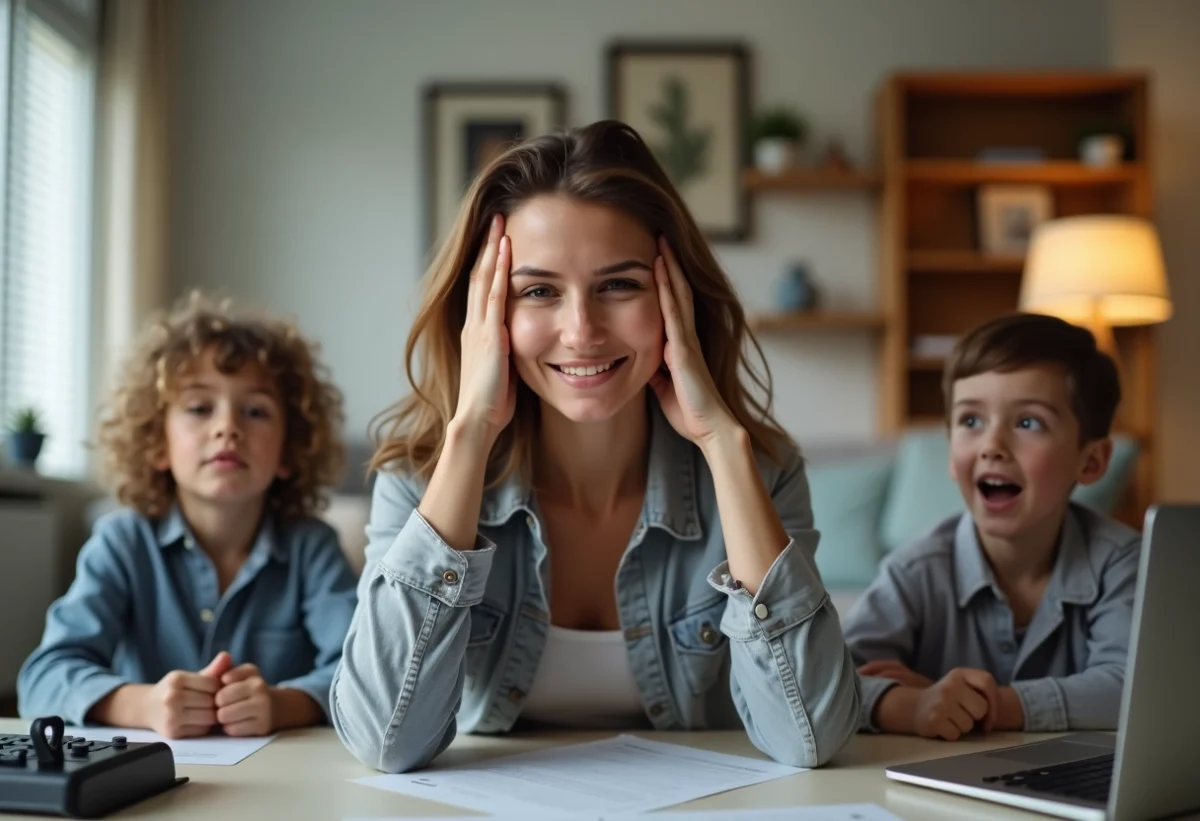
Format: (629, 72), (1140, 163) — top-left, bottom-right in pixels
(170, 0), (1110, 451)
(1110, 0), (1200, 502)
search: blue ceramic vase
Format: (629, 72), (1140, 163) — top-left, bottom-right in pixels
(774, 263), (818, 312)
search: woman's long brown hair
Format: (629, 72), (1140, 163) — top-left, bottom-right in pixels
(370, 120), (793, 485)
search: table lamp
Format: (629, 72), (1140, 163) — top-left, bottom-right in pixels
(1020, 215), (1173, 358)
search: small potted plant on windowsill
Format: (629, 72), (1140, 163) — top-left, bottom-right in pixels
(6, 407), (47, 469)
(750, 106), (809, 175)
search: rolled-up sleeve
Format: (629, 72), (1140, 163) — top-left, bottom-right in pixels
(707, 451), (861, 768)
(841, 557), (927, 731)
(274, 522), (359, 721)
(16, 528), (133, 725)
(1011, 535), (1139, 731)
(331, 471), (496, 773)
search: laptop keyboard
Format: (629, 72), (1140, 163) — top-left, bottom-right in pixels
(985, 752), (1114, 803)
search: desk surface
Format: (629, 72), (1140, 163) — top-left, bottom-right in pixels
(0, 718), (1180, 820)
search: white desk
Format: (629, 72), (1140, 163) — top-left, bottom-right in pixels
(0, 718), (1188, 820)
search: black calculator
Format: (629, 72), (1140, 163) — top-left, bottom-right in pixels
(0, 716), (186, 818)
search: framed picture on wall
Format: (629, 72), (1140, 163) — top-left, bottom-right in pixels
(606, 41), (750, 242)
(423, 83), (567, 256)
(977, 184), (1054, 256)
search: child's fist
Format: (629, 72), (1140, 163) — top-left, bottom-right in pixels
(215, 663), (274, 736)
(142, 669), (220, 739)
(914, 668), (998, 741)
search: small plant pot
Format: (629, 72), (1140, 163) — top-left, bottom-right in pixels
(6, 432), (45, 466)
(754, 138), (801, 175)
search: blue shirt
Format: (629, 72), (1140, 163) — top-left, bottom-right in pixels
(842, 503), (1140, 732)
(331, 403), (861, 773)
(17, 505), (359, 725)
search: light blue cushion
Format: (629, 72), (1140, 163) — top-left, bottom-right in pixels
(807, 453), (894, 588)
(878, 428), (961, 553)
(1072, 435), (1139, 513)
(879, 429), (1141, 552)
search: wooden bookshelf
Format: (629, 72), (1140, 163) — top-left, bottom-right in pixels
(877, 71), (1156, 524)
(743, 168), (883, 191)
(749, 312), (886, 332)
(905, 160), (1141, 186)
(906, 250), (1025, 274)
(907, 356), (946, 372)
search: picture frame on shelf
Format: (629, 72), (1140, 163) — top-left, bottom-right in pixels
(976, 184), (1054, 256)
(423, 82), (566, 257)
(606, 41), (750, 242)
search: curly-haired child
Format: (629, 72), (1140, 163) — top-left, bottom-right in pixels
(17, 293), (358, 738)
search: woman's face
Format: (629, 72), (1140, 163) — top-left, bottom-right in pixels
(504, 195), (665, 423)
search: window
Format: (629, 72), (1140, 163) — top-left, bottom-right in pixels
(0, 0), (99, 477)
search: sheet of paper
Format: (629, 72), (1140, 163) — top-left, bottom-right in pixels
(351, 734), (807, 816)
(67, 725), (277, 766)
(344, 802), (904, 821)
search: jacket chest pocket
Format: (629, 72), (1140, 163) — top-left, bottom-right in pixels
(668, 596), (729, 697)
(248, 627), (313, 684)
(465, 600), (507, 679)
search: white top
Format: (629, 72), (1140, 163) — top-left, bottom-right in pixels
(520, 625), (647, 728)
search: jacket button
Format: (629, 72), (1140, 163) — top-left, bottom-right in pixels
(442, 569), (459, 584)
(525, 515), (535, 528)
(754, 603), (769, 620)
(508, 688), (524, 703)
(649, 703), (665, 717)
(699, 624), (718, 645)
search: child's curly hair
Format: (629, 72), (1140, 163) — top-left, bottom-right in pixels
(97, 292), (346, 521)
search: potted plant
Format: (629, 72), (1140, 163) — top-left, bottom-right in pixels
(6, 406), (47, 468)
(750, 106), (808, 175)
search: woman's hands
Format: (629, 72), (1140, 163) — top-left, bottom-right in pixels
(454, 214), (516, 443)
(650, 236), (738, 447)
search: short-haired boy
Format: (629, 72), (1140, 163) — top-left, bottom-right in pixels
(842, 312), (1140, 739)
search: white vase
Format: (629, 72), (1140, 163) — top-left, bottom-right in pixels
(1079, 134), (1124, 167)
(754, 138), (800, 175)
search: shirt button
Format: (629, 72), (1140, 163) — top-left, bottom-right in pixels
(442, 569), (459, 585)
(199, 608), (214, 623)
(649, 703), (665, 718)
(525, 515), (535, 529)
(699, 625), (719, 645)
(754, 603), (769, 620)
(508, 688), (524, 703)
(183, 537), (195, 550)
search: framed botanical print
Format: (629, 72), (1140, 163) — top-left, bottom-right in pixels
(607, 41), (750, 242)
(423, 83), (567, 254)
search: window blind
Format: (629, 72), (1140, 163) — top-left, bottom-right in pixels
(0, 0), (97, 476)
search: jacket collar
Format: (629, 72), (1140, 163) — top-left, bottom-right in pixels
(155, 503), (288, 564)
(478, 399), (702, 541)
(953, 504), (1100, 609)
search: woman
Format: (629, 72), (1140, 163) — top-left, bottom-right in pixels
(331, 120), (860, 773)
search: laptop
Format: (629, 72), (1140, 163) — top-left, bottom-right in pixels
(885, 504), (1200, 821)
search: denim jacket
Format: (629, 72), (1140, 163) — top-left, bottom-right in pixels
(18, 505), (359, 724)
(331, 405), (861, 773)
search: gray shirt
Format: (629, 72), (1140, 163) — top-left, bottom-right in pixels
(842, 503), (1140, 732)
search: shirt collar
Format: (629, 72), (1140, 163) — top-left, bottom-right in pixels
(478, 399), (703, 541)
(953, 504), (1100, 609)
(155, 503), (289, 564)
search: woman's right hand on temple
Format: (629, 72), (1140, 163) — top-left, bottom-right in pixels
(454, 214), (516, 442)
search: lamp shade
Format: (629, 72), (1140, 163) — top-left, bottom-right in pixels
(1020, 215), (1173, 326)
